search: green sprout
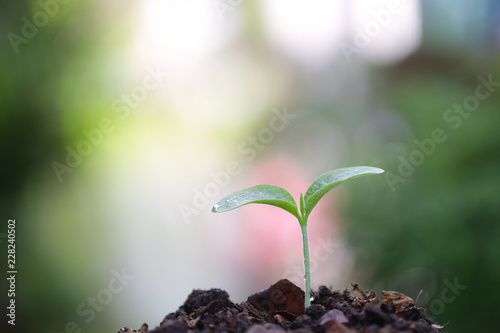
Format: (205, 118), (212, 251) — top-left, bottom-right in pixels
(211, 166), (384, 309)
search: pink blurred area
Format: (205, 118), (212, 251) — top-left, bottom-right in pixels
(231, 156), (341, 288)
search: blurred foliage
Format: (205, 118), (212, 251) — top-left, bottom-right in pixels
(0, 1), (128, 332)
(342, 53), (500, 333)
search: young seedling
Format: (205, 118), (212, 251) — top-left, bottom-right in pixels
(211, 166), (384, 309)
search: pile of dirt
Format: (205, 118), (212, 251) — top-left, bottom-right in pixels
(117, 279), (444, 333)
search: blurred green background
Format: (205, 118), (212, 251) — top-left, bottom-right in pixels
(1, 1), (499, 332)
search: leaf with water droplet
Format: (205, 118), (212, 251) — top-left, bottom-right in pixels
(211, 184), (300, 220)
(303, 166), (384, 218)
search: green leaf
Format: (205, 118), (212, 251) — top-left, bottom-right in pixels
(303, 166), (384, 218)
(212, 184), (300, 220)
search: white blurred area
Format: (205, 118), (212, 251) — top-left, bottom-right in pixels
(132, 0), (233, 71)
(347, 0), (421, 64)
(260, 0), (347, 65)
(261, 0), (421, 66)
(30, 0), (423, 327)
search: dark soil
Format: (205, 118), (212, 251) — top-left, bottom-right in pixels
(117, 279), (444, 333)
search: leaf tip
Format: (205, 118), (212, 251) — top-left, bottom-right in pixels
(211, 204), (220, 213)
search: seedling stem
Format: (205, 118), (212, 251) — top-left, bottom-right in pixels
(212, 166), (384, 309)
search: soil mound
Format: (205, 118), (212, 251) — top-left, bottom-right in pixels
(118, 279), (444, 333)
